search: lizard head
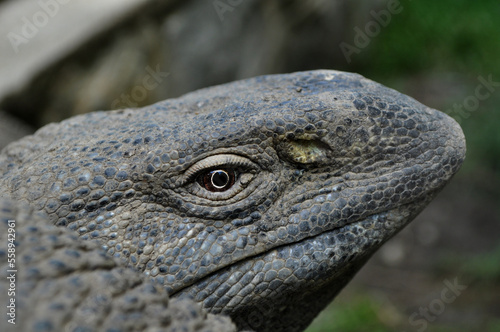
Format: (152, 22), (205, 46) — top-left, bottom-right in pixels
(0, 70), (465, 331)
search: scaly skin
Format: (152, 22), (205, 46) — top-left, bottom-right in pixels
(0, 199), (236, 332)
(0, 70), (466, 331)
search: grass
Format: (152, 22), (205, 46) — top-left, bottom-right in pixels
(305, 292), (395, 332)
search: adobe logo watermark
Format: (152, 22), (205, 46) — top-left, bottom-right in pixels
(340, 0), (404, 63)
(6, 0), (74, 53)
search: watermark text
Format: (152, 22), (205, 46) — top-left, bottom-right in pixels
(111, 65), (169, 109)
(5, 219), (17, 325)
(405, 278), (467, 332)
(7, 0), (74, 53)
(446, 74), (500, 124)
(213, 0), (244, 22)
(340, 0), (403, 63)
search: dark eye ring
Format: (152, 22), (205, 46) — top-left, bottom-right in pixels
(197, 169), (236, 192)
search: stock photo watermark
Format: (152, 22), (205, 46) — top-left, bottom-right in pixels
(6, 0), (74, 53)
(5, 219), (17, 325)
(403, 278), (467, 332)
(213, 0), (244, 22)
(340, 0), (403, 63)
(446, 74), (500, 124)
(111, 65), (169, 109)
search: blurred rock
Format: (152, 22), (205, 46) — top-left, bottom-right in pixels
(0, 0), (374, 127)
(0, 0), (177, 125)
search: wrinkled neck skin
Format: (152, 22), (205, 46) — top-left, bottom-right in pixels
(0, 70), (465, 331)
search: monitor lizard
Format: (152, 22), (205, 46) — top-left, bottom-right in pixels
(0, 70), (466, 331)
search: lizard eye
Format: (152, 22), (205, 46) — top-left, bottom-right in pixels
(182, 154), (258, 201)
(197, 169), (236, 192)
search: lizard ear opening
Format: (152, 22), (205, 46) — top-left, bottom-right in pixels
(278, 138), (330, 165)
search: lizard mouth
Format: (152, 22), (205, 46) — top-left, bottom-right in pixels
(170, 195), (431, 316)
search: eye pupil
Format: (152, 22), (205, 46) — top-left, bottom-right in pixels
(211, 170), (229, 188)
(198, 168), (236, 192)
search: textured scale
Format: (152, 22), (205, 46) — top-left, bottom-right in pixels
(0, 70), (465, 331)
